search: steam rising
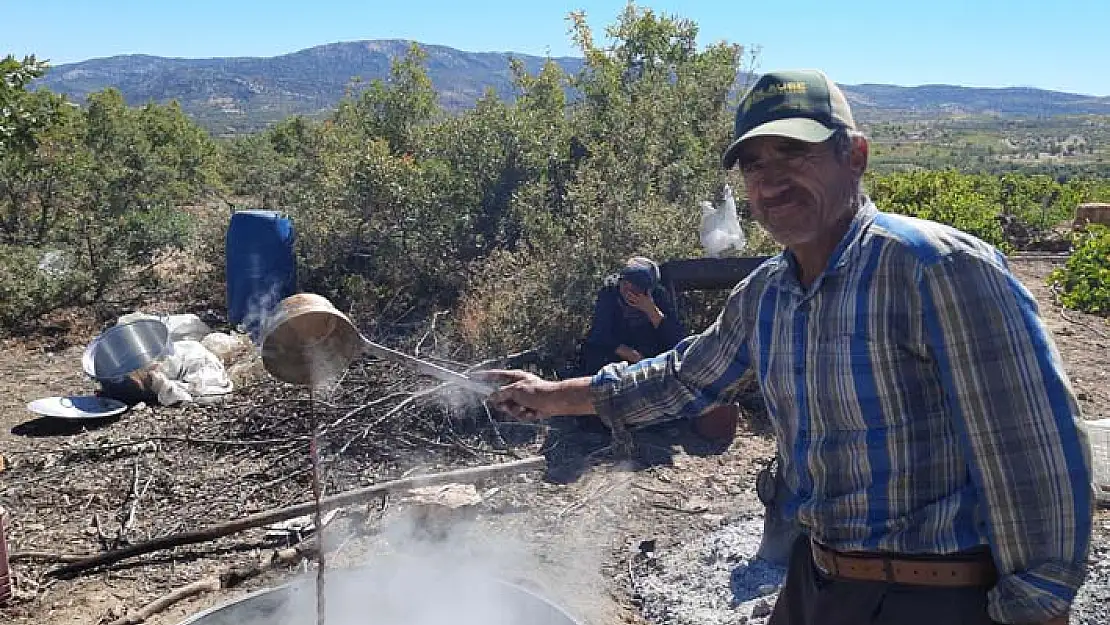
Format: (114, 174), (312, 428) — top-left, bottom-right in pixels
(239, 281), (287, 344)
(192, 466), (635, 625)
(252, 509), (600, 625)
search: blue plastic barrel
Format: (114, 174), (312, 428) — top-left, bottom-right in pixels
(225, 210), (296, 340)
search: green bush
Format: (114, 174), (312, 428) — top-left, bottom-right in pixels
(0, 77), (214, 328)
(456, 248), (595, 367)
(0, 245), (92, 328)
(867, 169), (1110, 252)
(1048, 225), (1110, 316)
(869, 170), (1010, 251)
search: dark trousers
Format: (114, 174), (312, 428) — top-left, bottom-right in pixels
(769, 536), (997, 625)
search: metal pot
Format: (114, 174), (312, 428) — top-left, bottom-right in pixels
(259, 293), (497, 394)
(258, 293), (364, 386)
(82, 319), (173, 405)
(175, 563), (583, 625)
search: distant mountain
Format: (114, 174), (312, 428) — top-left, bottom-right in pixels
(844, 83), (1110, 120)
(34, 40), (585, 134)
(32, 40), (1110, 134)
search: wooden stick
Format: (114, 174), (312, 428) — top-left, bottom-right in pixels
(48, 455), (545, 578)
(307, 393), (327, 625)
(103, 540), (319, 625)
(106, 577), (221, 625)
(8, 551), (90, 563)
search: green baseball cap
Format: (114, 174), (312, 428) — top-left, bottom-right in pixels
(722, 69), (856, 169)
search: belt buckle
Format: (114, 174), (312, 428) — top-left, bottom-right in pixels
(881, 557), (896, 583)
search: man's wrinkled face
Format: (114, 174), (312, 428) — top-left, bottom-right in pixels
(735, 135), (858, 248)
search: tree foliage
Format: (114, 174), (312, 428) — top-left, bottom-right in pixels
(1049, 225), (1110, 316)
(0, 58), (221, 327)
(867, 169), (1109, 252)
(2, 5), (1108, 352)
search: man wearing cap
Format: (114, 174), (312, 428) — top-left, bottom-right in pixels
(483, 69), (1093, 624)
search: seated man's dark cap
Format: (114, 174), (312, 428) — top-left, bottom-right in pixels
(722, 69), (857, 169)
(620, 256), (660, 292)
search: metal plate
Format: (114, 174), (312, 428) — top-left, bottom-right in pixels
(26, 396), (129, 420)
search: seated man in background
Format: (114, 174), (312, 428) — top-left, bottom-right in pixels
(580, 256), (686, 375)
(580, 256), (740, 440)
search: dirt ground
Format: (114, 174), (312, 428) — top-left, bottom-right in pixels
(0, 253), (1106, 625)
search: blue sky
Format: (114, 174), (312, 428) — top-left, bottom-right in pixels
(4, 0), (1108, 95)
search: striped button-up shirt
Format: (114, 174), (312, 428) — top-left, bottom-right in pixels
(590, 200), (1094, 624)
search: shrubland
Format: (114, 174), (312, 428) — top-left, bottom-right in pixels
(2, 5), (1107, 357)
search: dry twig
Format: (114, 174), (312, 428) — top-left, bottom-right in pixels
(103, 538), (321, 625)
(48, 456), (545, 578)
(414, 310), (450, 358)
(113, 460), (154, 549)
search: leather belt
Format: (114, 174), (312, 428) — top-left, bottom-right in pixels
(810, 539), (998, 588)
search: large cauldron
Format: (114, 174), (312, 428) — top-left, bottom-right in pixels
(175, 562), (583, 625)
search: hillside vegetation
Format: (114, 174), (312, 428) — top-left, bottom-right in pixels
(867, 114), (1110, 177)
(3, 5), (1109, 365)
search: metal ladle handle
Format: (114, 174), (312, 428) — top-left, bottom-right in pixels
(358, 336), (500, 396)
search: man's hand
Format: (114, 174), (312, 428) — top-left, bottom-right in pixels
(620, 282), (664, 326)
(615, 344), (643, 363)
(475, 370), (597, 421)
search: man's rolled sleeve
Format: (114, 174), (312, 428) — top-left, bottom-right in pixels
(590, 281), (756, 428)
(919, 250), (1094, 624)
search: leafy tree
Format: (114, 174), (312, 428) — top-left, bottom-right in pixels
(457, 3), (747, 363)
(1049, 225), (1110, 315)
(0, 55), (73, 244)
(341, 43), (438, 156)
(0, 55), (54, 157)
(0, 75), (221, 328)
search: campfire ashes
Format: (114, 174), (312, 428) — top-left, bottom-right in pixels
(632, 515), (1110, 625)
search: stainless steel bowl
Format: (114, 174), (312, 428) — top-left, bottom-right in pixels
(82, 319), (173, 404)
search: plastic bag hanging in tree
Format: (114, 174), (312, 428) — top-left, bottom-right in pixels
(699, 184), (747, 257)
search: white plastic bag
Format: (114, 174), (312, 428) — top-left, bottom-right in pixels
(151, 370), (193, 406)
(201, 331), (250, 366)
(164, 314), (212, 342)
(699, 184), (747, 257)
(149, 340), (233, 405)
(173, 340), (234, 398)
(116, 311), (161, 326)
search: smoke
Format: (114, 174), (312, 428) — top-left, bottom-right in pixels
(207, 460), (635, 625)
(238, 281), (288, 345)
(257, 506), (603, 625)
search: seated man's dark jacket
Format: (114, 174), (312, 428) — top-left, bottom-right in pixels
(580, 285), (686, 375)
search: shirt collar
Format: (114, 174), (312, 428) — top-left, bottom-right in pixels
(828, 197), (878, 272)
(774, 198), (879, 295)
